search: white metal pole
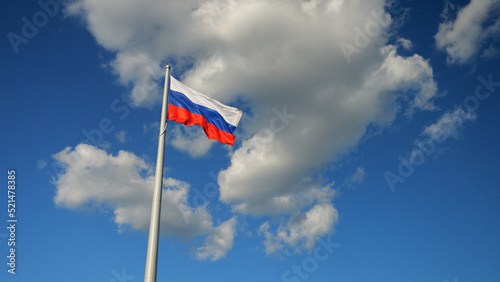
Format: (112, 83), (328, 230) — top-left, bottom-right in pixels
(144, 65), (171, 282)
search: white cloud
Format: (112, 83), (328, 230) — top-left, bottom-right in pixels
(230, 180), (336, 217)
(339, 167), (365, 189)
(111, 52), (164, 107)
(408, 108), (476, 165)
(168, 125), (216, 158)
(217, 44), (437, 220)
(143, 122), (159, 134)
(195, 217), (237, 261)
(397, 37), (413, 50)
(422, 108), (476, 142)
(52, 144), (236, 260)
(365, 45), (439, 116)
(435, 0), (500, 64)
(480, 44), (500, 59)
(65, 0), (441, 253)
(349, 167), (366, 185)
(115, 130), (128, 143)
(259, 203), (338, 255)
(37, 159), (48, 169)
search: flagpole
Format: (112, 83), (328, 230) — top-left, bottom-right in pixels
(144, 65), (170, 282)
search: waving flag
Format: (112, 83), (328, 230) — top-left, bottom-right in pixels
(167, 76), (243, 146)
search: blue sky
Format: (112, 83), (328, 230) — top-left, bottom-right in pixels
(1, 0), (500, 281)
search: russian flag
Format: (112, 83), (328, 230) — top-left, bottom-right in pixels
(167, 76), (243, 146)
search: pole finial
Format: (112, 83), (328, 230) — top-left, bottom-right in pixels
(165, 65), (170, 69)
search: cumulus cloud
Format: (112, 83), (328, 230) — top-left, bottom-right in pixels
(217, 44), (437, 217)
(259, 203), (338, 255)
(64, 0), (442, 254)
(435, 0), (500, 64)
(111, 53), (164, 107)
(195, 217), (237, 261)
(169, 125), (216, 158)
(52, 144), (235, 260)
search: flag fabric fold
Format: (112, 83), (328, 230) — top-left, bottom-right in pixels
(167, 76), (243, 146)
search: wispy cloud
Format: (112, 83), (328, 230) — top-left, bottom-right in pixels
(115, 130), (129, 143)
(346, 167), (366, 187)
(421, 108), (476, 142)
(407, 108), (476, 173)
(435, 0), (500, 64)
(37, 159), (48, 169)
(143, 122), (159, 134)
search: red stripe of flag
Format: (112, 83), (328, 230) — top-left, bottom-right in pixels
(168, 105), (236, 146)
